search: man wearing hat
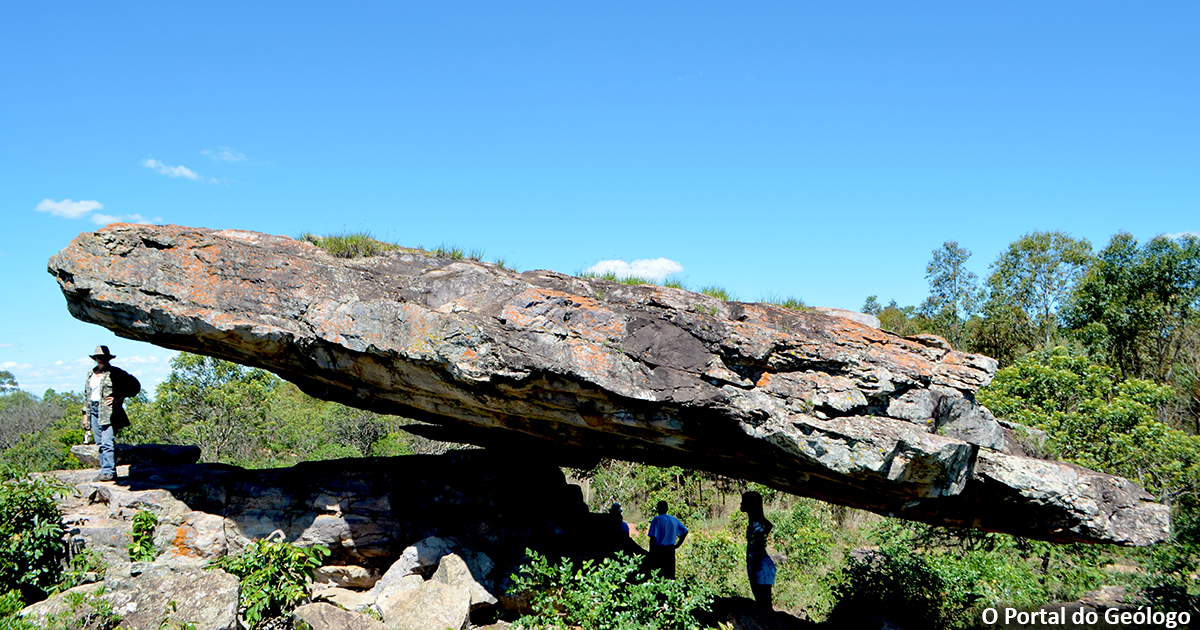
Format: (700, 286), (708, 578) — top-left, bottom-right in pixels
(82, 345), (141, 481)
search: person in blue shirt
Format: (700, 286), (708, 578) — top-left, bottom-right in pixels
(740, 491), (776, 608)
(646, 500), (688, 579)
(610, 502), (630, 536)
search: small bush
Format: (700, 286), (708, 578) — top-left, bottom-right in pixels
(55, 548), (108, 594)
(206, 535), (329, 628)
(127, 510), (157, 562)
(0, 476), (66, 601)
(677, 529), (744, 598)
(510, 549), (713, 630)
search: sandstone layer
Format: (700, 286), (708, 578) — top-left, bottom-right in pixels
(48, 224), (1169, 544)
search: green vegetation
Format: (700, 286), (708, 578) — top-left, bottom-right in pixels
(762, 294), (808, 311)
(698, 286), (734, 301)
(206, 536), (329, 629)
(127, 510), (158, 562)
(298, 231), (398, 258)
(578, 271), (657, 286)
(0, 381), (85, 476)
(511, 549), (713, 630)
(54, 549), (107, 594)
(0, 586), (122, 630)
(0, 476), (66, 602)
(431, 243), (466, 259)
(120, 353), (453, 468)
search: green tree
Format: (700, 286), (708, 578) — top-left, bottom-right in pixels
(920, 241), (984, 349)
(984, 231), (1093, 348)
(0, 372), (16, 395)
(1063, 232), (1200, 384)
(145, 353), (276, 465)
(977, 349), (1199, 506)
(0, 389), (85, 474)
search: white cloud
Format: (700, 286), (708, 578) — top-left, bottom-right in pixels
(36, 199), (103, 219)
(1164, 231), (1199, 240)
(0, 343), (15, 349)
(142, 158), (201, 180)
(91, 213), (162, 226)
(585, 258), (684, 282)
(202, 147), (249, 163)
(3, 353), (177, 397)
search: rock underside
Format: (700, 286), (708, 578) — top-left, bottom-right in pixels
(37, 450), (639, 629)
(48, 224), (1170, 545)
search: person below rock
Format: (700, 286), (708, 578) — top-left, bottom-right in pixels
(610, 502), (630, 536)
(646, 500), (688, 579)
(740, 491), (776, 608)
(82, 345), (141, 482)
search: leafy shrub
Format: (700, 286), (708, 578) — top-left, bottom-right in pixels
(54, 548), (108, 594)
(677, 529), (744, 598)
(825, 546), (972, 630)
(127, 510), (158, 562)
(768, 500), (834, 571)
(0, 476), (66, 601)
(206, 535), (329, 628)
(510, 549), (713, 630)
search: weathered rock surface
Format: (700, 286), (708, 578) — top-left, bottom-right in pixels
(19, 565), (239, 630)
(47, 451), (633, 593)
(48, 224), (1169, 544)
(314, 564), (382, 589)
(294, 603), (389, 630)
(380, 580), (471, 630)
(433, 552), (499, 610)
(313, 587), (378, 613)
(71, 443), (202, 468)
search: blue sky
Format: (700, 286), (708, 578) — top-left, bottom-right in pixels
(2, 2), (1197, 395)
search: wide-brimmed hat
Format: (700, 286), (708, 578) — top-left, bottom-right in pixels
(89, 345), (116, 359)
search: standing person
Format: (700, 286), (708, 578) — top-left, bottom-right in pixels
(646, 500), (688, 579)
(740, 491), (776, 608)
(82, 346), (141, 482)
(610, 502), (630, 536)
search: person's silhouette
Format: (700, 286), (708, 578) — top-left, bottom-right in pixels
(740, 491), (776, 608)
(645, 500), (688, 579)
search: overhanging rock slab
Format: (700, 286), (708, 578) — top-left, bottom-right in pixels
(48, 224), (1169, 545)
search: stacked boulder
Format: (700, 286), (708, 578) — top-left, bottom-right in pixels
(33, 449), (634, 629)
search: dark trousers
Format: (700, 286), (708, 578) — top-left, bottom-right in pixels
(89, 401), (115, 475)
(645, 543), (676, 579)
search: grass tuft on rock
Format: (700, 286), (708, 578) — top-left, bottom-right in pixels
(763, 294), (809, 311)
(578, 271), (656, 286)
(699, 286), (734, 301)
(299, 232), (398, 258)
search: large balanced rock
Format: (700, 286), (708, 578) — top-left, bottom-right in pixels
(48, 224), (1168, 544)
